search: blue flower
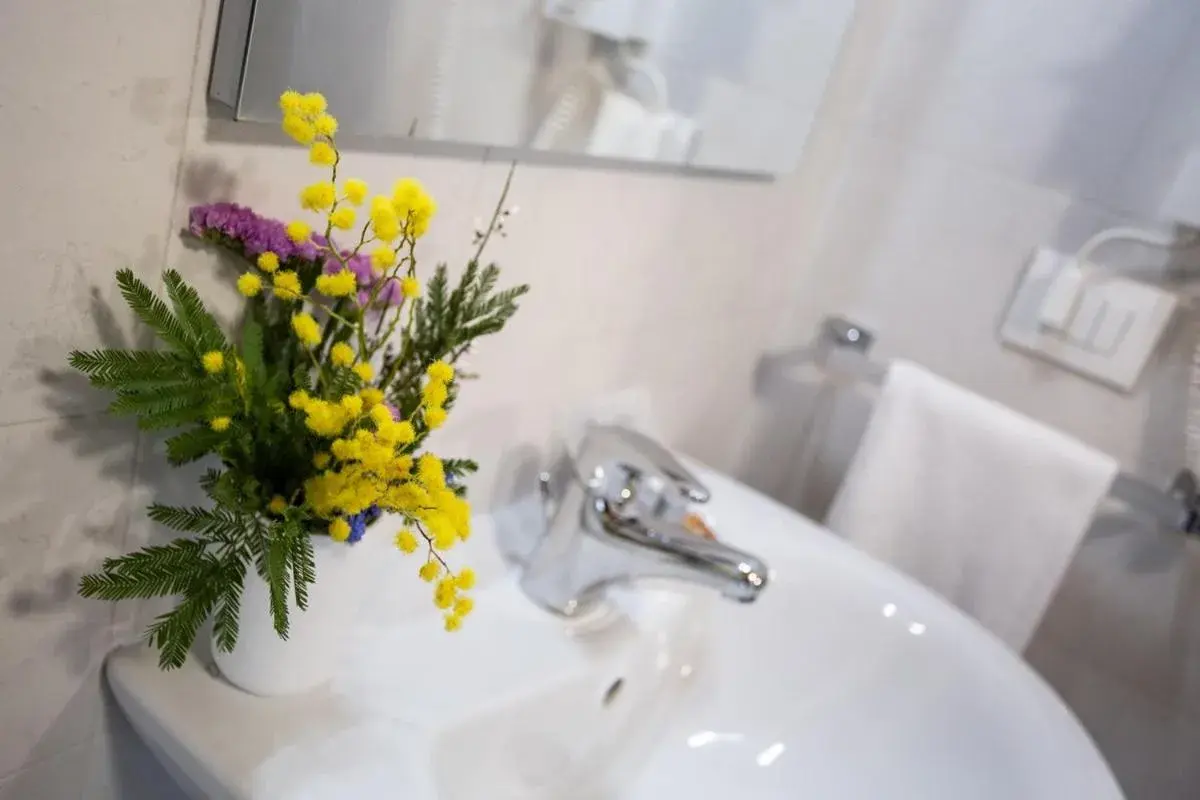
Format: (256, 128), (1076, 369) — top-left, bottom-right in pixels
(345, 505), (381, 544)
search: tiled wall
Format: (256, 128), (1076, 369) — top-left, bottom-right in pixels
(741, 1), (1200, 797)
(0, 0), (208, 796)
(4, 0), (1199, 797)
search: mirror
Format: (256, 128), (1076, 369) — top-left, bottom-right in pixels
(213, 0), (856, 175)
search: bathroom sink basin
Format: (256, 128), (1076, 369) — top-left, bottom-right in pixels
(106, 464), (1123, 799)
(599, 479), (1125, 799)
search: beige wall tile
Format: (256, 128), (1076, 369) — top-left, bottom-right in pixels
(0, 0), (206, 425)
(0, 416), (136, 674)
(0, 662), (105, 781)
(110, 431), (214, 646)
(0, 741), (90, 800)
(0, 415), (137, 776)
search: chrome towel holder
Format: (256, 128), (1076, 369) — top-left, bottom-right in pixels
(759, 315), (1200, 537)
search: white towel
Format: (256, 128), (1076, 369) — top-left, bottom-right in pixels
(826, 361), (1118, 651)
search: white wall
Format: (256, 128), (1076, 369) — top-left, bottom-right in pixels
(742, 1), (1200, 797)
(2, 0), (1198, 797)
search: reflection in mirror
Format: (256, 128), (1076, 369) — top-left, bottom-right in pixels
(212, 0), (856, 174)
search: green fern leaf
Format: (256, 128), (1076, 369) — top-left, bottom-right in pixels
(208, 471), (249, 510)
(447, 261), (477, 331)
(165, 427), (225, 465)
(199, 468), (221, 491)
(164, 270), (227, 352)
(212, 553), (248, 654)
(456, 318), (506, 341)
(288, 528), (316, 611)
(68, 349), (191, 389)
(198, 469), (224, 502)
(78, 539), (210, 600)
(426, 267), (449, 321)
(146, 504), (246, 541)
(115, 269), (193, 354)
(263, 532), (292, 639)
(441, 458), (479, 480)
(327, 367), (360, 398)
(292, 362), (312, 392)
(472, 262), (501, 304)
(481, 284), (530, 312)
(241, 315), (265, 390)
(459, 259), (480, 292)
(143, 557), (224, 670)
(108, 383), (212, 419)
(137, 404), (211, 431)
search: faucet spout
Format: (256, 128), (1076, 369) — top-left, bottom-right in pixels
(589, 497), (768, 603)
(517, 425), (771, 617)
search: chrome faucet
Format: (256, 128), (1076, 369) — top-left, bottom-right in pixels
(519, 425), (769, 617)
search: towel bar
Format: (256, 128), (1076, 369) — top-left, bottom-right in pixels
(759, 315), (1200, 536)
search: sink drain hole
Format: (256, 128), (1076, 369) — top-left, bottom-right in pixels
(601, 677), (624, 707)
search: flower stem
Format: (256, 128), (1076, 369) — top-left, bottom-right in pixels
(415, 522), (452, 572)
(472, 161), (516, 265)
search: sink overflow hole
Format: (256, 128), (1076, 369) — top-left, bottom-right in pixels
(602, 677), (624, 707)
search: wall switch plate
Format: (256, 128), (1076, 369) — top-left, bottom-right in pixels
(1000, 248), (1178, 392)
(1037, 261), (1085, 330)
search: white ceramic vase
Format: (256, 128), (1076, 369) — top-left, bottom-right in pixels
(211, 533), (379, 696)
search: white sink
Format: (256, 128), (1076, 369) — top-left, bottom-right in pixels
(106, 463), (1123, 799)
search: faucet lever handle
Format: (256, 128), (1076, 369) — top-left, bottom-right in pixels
(580, 424), (710, 505)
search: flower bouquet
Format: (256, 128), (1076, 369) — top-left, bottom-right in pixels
(70, 91), (527, 673)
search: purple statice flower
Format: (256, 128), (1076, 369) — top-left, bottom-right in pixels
(187, 203), (320, 262)
(188, 202), (240, 237)
(374, 277), (403, 306)
(356, 281), (401, 308)
(190, 203), (406, 309)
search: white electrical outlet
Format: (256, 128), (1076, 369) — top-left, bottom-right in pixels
(1000, 248), (1178, 392)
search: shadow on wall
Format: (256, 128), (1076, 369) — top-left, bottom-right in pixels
(7, 287), (144, 675)
(2, 285), (201, 795)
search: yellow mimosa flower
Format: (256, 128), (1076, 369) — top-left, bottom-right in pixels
(236, 272), (262, 297)
(256, 251), (280, 273)
(291, 313), (321, 347)
(309, 141), (337, 167)
(329, 517), (350, 542)
(272, 270), (302, 301)
(329, 207), (355, 230)
(285, 220), (311, 244)
(329, 342), (355, 368)
(343, 178), (368, 205)
(201, 351), (224, 374)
